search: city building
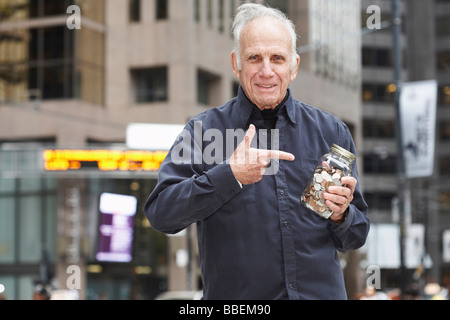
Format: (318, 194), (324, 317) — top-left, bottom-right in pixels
(0, 0), (363, 299)
(360, 0), (450, 294)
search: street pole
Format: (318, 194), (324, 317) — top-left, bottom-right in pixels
(392, 0), (407, 299)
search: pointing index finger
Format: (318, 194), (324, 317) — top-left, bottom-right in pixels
(262, 149), (295, 162)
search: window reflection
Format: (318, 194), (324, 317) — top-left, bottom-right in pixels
(0, 1), (104, 105)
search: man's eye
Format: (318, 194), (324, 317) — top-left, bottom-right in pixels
(274, 56), (285, 61)
(249, 55), (260, 61)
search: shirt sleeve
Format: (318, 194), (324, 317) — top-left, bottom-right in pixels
(327, 121), (370, 253)
(144, 123), (242, 235)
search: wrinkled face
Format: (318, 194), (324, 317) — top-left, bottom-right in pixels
(232, 16), (300, 110)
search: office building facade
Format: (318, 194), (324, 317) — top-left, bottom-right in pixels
(361, 0), (450, 292)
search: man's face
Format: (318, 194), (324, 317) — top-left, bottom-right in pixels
(232, 16), (300, 110)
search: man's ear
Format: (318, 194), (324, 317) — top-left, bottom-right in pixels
(290, 54), (301, 82)
(231, 52), (241, 79)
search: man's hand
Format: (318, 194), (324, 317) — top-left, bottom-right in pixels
(323, 176), (357, 224)
(230, 125), (295, 185)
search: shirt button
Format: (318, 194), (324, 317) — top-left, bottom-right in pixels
(279, 190), (285, 195)
(283, 221), (288, 227)
(262, 131), (267, 136)
(288, 283), (295, 290)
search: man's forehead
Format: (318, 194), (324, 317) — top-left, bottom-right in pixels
(242, 16), (290, 35)
(240, 16), (292, 48)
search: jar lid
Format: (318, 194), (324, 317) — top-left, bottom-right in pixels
(330, 144), (356, 162)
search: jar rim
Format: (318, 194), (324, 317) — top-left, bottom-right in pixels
(330, 144), (356, 162)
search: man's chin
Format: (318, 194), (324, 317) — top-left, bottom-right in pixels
(256, 98), (281, 110)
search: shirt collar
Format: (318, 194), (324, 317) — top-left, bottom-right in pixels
(236, 86), (298, 128)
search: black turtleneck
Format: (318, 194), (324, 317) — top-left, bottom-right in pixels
(260, 92), (289, 129)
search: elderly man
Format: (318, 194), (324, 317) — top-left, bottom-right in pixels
(145, 3), (369, 300)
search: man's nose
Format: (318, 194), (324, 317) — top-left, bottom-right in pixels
(259, 59), (275, 77)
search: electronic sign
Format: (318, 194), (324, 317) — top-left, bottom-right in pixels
(96, 193), (137, 263)
(43, 149), (168, 172)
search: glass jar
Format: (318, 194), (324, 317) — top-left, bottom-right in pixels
(300, 144), (356, 219)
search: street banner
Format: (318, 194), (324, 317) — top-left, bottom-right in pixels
(400, 80), (438, 178)
(443, 230), (450, 263)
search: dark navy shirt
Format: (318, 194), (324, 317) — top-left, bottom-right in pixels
(144, 87), (370, 300)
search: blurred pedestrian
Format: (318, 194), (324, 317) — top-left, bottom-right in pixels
(32, 281), (51, 300)
(145, 3), (369, 300)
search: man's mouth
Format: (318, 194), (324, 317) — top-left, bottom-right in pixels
(257, 84), (276, 88)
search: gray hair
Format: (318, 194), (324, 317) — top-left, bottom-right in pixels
(231, 3), (299, 71)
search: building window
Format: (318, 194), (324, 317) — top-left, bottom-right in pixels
(0, 3), (105, 105)
(363, 153), (397, 174)
(440, 156), (450, 175)
(439, 122), (450, 141)
(363, 48), (392, 67)
(438, 86), (450, 106)
(27, 0), (70, 19)
(19, 26), (74, 101)
(363, 119), (395, 138)
(129, 0), (141, 22)
(1, 0), (103, 22)
(156, 0), (168, 20)
(437, 51), (450, 72)
(131, 67), (168, 103)
(44, 0), (69, 16)
(440, 191), (450, 211)
(363, 191), (396, 210)
(362, 83), (395, 103)
(197, 69), (221, 107)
